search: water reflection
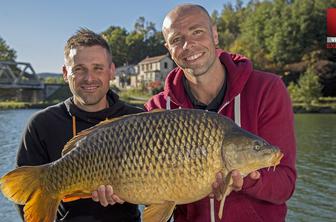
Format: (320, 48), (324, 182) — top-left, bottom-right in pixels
(287, 114), (336, 222)
(0, 109), (39, 222)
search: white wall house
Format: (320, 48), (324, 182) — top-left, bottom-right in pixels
(112, 65), (138, 89)
(136, 54), (175, 86)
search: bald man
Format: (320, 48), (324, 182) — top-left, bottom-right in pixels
(145, 4), (296, 222)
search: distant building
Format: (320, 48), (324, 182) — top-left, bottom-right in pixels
(137, 54), (175, 86)
(112, 65), (138, 88)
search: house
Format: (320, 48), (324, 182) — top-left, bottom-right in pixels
(112, 64), (138, 88)
(136, 54), (175, 86)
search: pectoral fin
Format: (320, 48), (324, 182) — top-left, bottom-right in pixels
(143, 201), (176, 222)
(63, 191), (92, 202)
(218, 171), (233, 219)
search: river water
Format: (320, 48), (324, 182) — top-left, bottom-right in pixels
(0, 109), (335, 222)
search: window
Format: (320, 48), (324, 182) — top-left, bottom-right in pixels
(164, 62), (168, 69)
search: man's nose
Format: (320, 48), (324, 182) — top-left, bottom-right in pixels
(182, 37), (195, 50)
(84, 70), (95, 81)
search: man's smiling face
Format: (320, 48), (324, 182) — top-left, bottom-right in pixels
(163, 6), (219, 77)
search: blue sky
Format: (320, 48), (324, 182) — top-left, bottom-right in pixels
(0, 0), (237, 74)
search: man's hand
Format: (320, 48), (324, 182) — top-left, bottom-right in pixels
(92, 185), (125, 207)
(211, 170), (260, 200)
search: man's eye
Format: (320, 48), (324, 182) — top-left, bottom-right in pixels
(73, 67), (84, 73)
(193, 30), (203, 35)
(171, 37), (181, 44)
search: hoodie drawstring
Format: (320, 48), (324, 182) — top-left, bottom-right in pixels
(210, 197), (215, 222)
(210, 94), (241, 222)
(72, 116), (77, 137)
(234, 94), (241, 127)
(166, 96), (171, 110)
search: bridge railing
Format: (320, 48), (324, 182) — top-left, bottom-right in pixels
(0, 61), (44, 89)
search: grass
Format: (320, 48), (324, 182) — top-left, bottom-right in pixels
(119, 89), (151, 101)
(0, 101), (58, 110)
(292, 97), (336, 113)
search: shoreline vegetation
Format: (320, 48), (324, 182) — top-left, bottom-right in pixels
(1, 97), (335, 114)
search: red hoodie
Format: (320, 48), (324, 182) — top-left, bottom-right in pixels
(145, 50), (296, 222)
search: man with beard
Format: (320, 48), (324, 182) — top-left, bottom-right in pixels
(15, 28), (142, 222)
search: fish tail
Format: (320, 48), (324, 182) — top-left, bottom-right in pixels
(0, 165), (61, 222)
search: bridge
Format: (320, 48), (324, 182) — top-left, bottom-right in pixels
(0, 61), (45, 102)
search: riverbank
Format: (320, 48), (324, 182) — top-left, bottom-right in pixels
(0, 95), (148, 110)
(0, 101), (57, 110)
(1, 100), (336, 113)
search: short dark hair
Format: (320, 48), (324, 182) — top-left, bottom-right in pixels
(64, 28), (112, 64)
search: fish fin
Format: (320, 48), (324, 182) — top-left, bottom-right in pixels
(0, 165), (61, 222)
(149, 109), (166, 112)
(143, 201), (175, 222)
(62, 109), (168, 155)
(62, 111), (146, 156)
(218, 172), (233, 219)
(61, 127), (92, 155)
(63, 191), (92, 202)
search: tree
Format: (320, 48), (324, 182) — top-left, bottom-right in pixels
(144, 32), (167, 58)
(0, 37), (16, 61)
(126, 31), (146, 64)
(102, 17), (166, 67)
(288, 66), (322, 110)
(102, 26), (129, 67)
(215, 2), (244, 50)
(234, 1), (274, 69)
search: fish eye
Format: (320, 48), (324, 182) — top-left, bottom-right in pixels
(253, 141), (262, 151)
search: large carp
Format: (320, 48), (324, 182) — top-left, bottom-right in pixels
(0, 109), (283, 222)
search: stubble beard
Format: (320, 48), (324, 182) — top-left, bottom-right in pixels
(72, 81), (107, 107)
(181, 54), (217, 78)
(76, 88), (106, 106)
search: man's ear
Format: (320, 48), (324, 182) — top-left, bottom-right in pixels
(164, 42), (172, 55)
(109, 63), (116, 80)
(212, 25), (219, 46)
(62, 65), (69, 83)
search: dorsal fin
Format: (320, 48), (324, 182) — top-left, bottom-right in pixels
(61, 110), (164, 156)
(61, 116), (130, 156)
(149, 108), (166, 113)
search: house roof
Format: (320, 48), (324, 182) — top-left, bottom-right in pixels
(139, 54), (169, 64)
(115, 65), (137, 76)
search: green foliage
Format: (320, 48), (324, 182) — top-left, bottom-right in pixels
(0, 37), (16, 61)
(102, 26), (129, 67)
(102, 17), (166, 67)
(288, 66), (322, 110)
(119, 87), (151, 103)
(287, 81), (300, 102)
(42, 76), (64, 84)
(218, 0), (336, 70)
